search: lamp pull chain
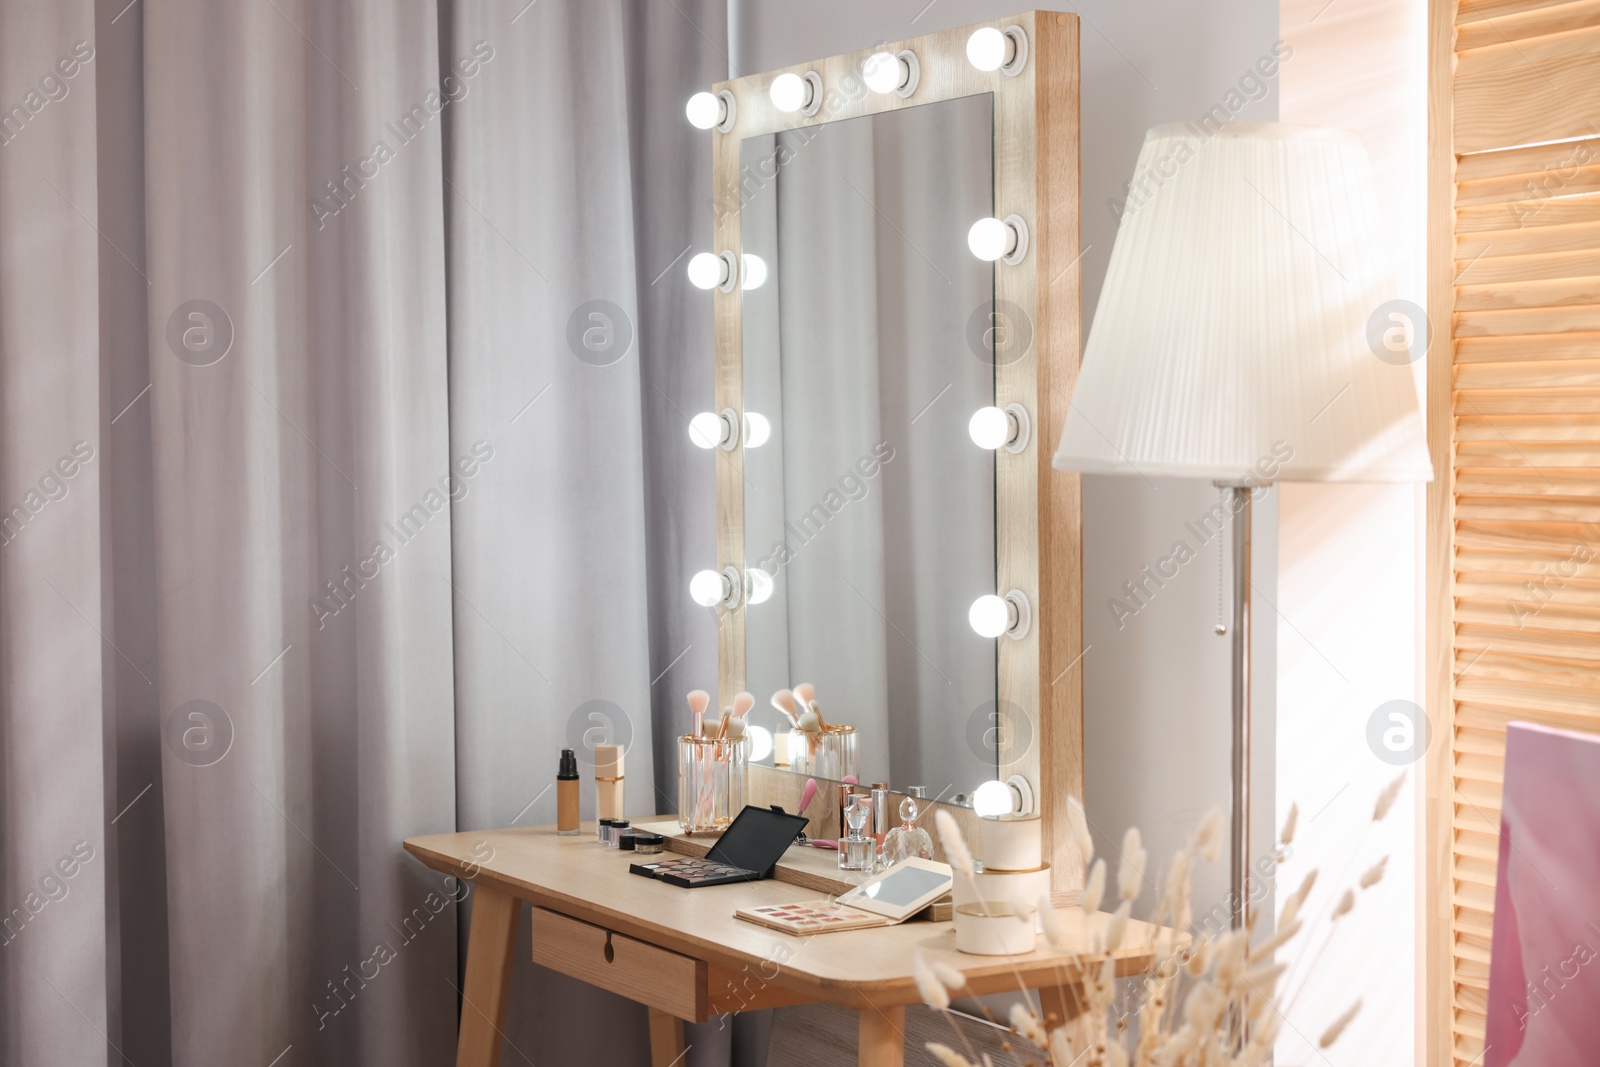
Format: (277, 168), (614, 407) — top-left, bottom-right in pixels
(1215, 486), (1229, 635)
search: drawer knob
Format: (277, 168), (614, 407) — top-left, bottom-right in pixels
(603, 932), (615, 964)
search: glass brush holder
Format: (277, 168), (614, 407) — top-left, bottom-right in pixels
(678, 734), (747, 835)
(789, 724), (858, 782)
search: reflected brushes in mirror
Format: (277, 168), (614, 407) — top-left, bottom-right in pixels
(770, 688), (801, 728)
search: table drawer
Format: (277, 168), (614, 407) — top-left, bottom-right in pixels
(531, 907), (708, 1022)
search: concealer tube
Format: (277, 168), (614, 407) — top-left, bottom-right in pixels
(595, 743), (625, 823)
(557, 749), (580, 835)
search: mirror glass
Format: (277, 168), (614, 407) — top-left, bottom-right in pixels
(739, 95), (999, 801)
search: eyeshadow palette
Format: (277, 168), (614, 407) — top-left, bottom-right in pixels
(628, 855), (757, 887)
(628, 805), (809, 888)
(734, 900), (892, 934)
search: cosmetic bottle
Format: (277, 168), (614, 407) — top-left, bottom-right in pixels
(608, 819), (630, 848)
(840, 797), (875, 872)
(595, 744), (625, 823)
(871, 782), (890, 848)
(557, 749), (580, 835)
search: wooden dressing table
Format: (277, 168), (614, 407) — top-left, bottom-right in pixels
(406, 822), (1170, 1067)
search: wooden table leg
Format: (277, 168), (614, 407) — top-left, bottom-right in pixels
(858, 1004), (905, 1067)
(647, 1007), (686, 1067)
(455, 885), (519, 1067)
(1041, 984), (1091, 1060)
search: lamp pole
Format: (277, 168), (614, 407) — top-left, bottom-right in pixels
(1226, 483), (1253, 934)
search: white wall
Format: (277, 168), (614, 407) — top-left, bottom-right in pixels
(731, 0), (1282, 952)
(1276, 0), (1426, 1063)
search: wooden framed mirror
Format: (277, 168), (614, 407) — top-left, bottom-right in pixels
(700, 11), (1084, 901)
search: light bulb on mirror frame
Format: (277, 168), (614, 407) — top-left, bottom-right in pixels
(972, 779), (1017, 818)
(685, 91), (722, 130)
(689, 411), (725, 450)
(863, 51), (903, 94)
(968, 594), (1011, 638)
(687, 251), (727, 290)
(968, 406), (1011, 450)
(742, 411), (771, 449)
(966, 27), (1009, 71)
(969, 589), (1031, 640)
(740, 253), (768, 290)
(967, 217), (1014, 262)
(770, 72), (808, 113)
(690, 569), (726, 607)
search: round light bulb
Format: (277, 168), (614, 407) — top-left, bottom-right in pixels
(747, 723), (774, 763)
(689, 411), (725, 449)
(690, 569), (726, 607)
(687, 252), (726, 290)
(863, 52), (904, 94)
(746, 566), (774, 605)
(972, 779), (1016, 817)
(685, 91), (721, 130)
(968, 406), (1011, 450)
(743, 411), (771, 448)
(770, 72), (808, 113)
(969, 594), (1011, 638)
(967, 217), (1013, 262)
(741, 253), (768, 290)
(967, 27), (1009, 72)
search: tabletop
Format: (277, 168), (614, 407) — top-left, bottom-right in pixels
(405, 821), (1173, 1008)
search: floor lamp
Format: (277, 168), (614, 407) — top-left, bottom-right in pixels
(1053, 123), (1431, 932)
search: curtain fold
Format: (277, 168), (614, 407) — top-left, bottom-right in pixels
(0, 0), (725, 1063)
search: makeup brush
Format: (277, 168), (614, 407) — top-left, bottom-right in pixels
(717, 692), (755, 741)
(687, 689), (709, 739)
(799, 777), (818, 815)
(770, 689), (801, 728)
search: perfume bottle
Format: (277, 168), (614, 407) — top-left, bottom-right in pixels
(881, 796), (934, 866)
(840, 796), (876, 871)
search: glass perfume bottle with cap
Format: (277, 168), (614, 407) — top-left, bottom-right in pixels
(881, 796), (934, 866)
(839, 795), (875, 871)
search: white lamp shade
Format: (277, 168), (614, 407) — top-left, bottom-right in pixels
(1053, 123), (1431, 483)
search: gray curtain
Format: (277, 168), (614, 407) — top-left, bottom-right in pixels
(0, 0), (724, 1064)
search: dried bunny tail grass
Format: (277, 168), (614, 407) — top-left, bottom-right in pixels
(1038, 891), (1065, 947)
(1319, 999), (1363, 1048)
(1247, 917), (1303, 965)
(1009, 1002), (1049, 1048)
(1048, 1026), (1075, 1066)
(925, 1043), (977, 1067)
(1105, 1040), (1129, 1067)
(932, 960), (968, 991)
(1117, 827), (1146, 903)
(1067, 793), (1095, 866)
(1279, 802), (1299, 847)
(1373, 773), (1406, 822)
(1163, 848), (1193, 931)
(1331, 888), (1355, 922)
(915, 951), (950, 1011)
(1360, 856), (1389, 890)
(1196, 807), (1225, 863)
(1106, 900), (1132, 953)
(935, 810), (974, 876)
(1279, 868), (1319, 929)
(1184, 937), (1212, 976)
(1082, 858), (1107, 914)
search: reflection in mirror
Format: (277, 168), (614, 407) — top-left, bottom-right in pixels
(740, 95), (999, 802)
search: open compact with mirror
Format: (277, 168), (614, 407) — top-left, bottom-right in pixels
(687, 11), (1087, 903)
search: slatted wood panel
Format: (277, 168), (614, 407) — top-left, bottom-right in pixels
(1433, 1), (1600, 1061)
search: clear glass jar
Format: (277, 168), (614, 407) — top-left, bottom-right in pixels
(678, 734), (748, 835)
(789, 724), (858, 782)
